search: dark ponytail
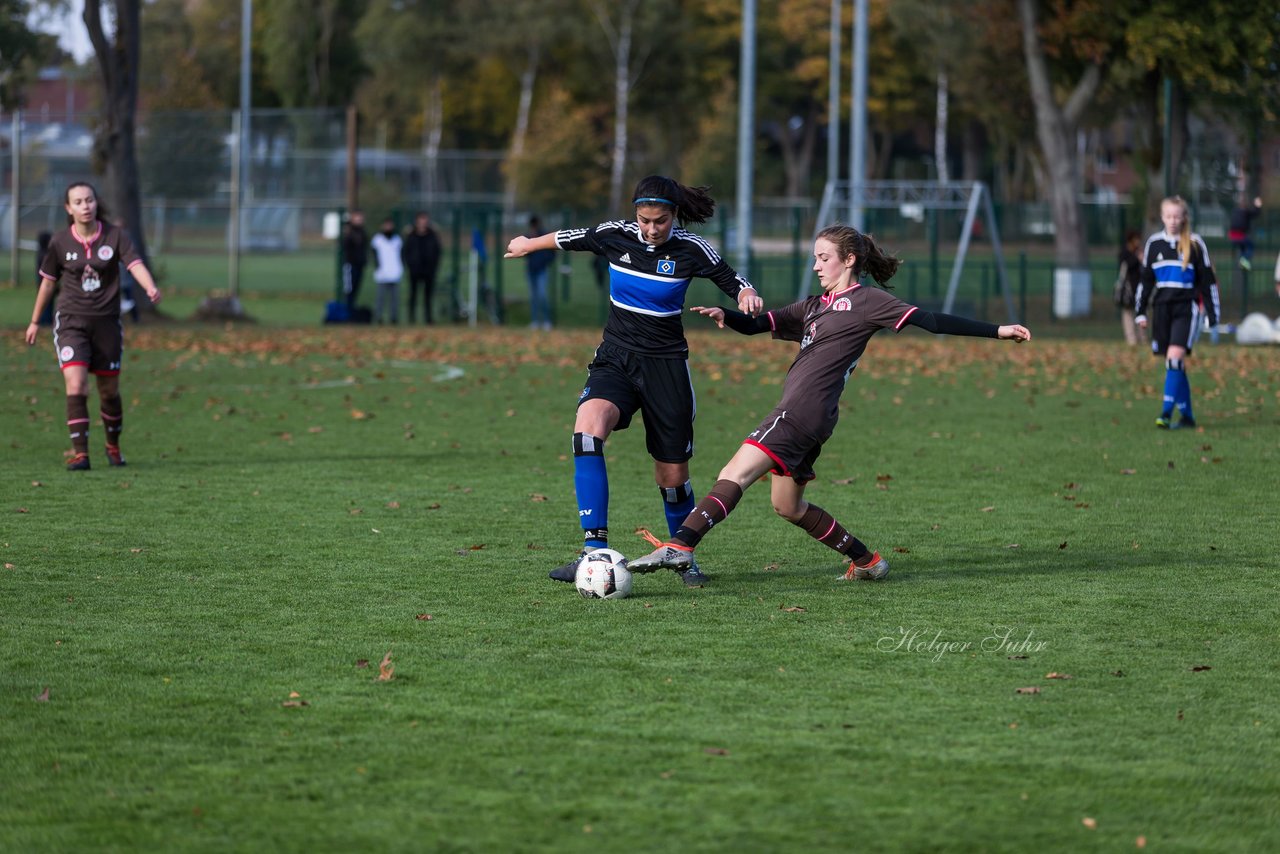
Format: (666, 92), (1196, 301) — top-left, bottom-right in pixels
(815, 224), (901, 288)
(632, 175), (716, 227)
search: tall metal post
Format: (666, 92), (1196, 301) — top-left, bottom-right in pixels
(848, 0), (868, 230)
(9, 112), (19, 288)
(735, 0), (757, 275)
(826, 0), (841, 190)
(230, 0), (251, 300)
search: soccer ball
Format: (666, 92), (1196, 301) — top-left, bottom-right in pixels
(575, 548), (633, 600)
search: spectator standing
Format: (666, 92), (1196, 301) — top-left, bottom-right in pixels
(370, 217), (404, 325)
(341, 210), (370, 312)
(1228, 195), (1262, 270)
(35, 231), (55, 326)
(524, 215), (556, 330)
(1114, 229), (1143, 346)
(402, 212), (442, 324)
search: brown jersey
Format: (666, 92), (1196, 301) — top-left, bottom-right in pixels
(39, 221), (142, 317)
(765, 284), (916, 438)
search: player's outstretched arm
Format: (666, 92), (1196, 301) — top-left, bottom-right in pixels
(691, 305), (771, 335)
(906, 311), (1030, 341)
(504, 232), (558, 259)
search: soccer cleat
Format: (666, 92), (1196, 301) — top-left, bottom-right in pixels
(628, 543), (697, 574)
(1155, 415), (1172, 430)
(840, 552), (890, 581)
(679, 564), (709, 588)
(1174, 416), (1197, 431)
(66, 453), (91, 471)
(105, 444), (127, 467)
(550, 547), (597, 583)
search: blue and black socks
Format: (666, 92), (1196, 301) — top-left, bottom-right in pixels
(660, 480), (696, 537)
(573, 433), (609, 550)
(1162, 357), (1194, 422)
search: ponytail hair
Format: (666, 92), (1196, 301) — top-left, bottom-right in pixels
(1162, 195), (1193, 270)
(632, 175), (716, 227)
(815, 223), (902, 288)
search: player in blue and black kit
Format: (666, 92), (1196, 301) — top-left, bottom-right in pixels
(505, 176), (763, 587)
(1135, 196), (1220, 430)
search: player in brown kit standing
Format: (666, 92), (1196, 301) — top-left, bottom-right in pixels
(630, 224), (1031, 584)
(24, 181), (161, 470)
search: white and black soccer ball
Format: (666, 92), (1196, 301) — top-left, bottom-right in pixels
(574, 548), (633, 600)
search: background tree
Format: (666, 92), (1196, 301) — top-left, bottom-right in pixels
(83, 0), (154, 290)
(1, 0), (58, 109)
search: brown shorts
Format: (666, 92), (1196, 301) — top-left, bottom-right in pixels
(53, 312), (123, 375)
(743, 407), (826, 484)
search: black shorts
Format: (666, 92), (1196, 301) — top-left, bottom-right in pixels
(743, 407), (827, 484)
(1149, 299), (1203, 356)
(579, 341), (695, 463)
(53, 312), (123, 375)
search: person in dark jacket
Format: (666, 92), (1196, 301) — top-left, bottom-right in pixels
(1114, 229), (1143, 346)
(340, 210), (369, 312)
(1228, 195), (1262, 270)
(402, 212), (442, 324)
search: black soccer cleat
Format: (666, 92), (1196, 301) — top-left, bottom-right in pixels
(679, 564), (709, 588)
(550, 547), (597, 583)
(66, 453), (91, 471)
(105, 444), (127, 467)
(1175, 416), (1197, 431)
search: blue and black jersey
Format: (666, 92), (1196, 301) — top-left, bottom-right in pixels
(556, 221), (756, 358)
(1135, 231), (1220, 325)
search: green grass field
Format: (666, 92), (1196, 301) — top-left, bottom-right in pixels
(2, 283), (1279, 850)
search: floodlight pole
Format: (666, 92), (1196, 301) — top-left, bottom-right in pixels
(848, 0), (868, 230)
(735, 0), (757, 274)
(229, 0), (251, 300)
(826, 0), (841, 189)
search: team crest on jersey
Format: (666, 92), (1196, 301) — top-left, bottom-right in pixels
(833, 297), (853, 311)
(657, 258), (676, 276)
(98, 245), (114, 261)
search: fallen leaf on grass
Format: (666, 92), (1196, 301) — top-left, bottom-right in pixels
(1167, 460), (1175, 469)
(31, 481), (43, 487)
(893, 547), (910, 553)
(526, 543), (544, 550)
(980, 506), (995, 512)
(355, 659), (369, 669)
(1059, 541), (1068, 549)
(703, 747), (730, 756)
(16, 508), (29, 514)
(1014, 686), (1041, 695)
(1137, 835), (1147, 848)
(4, 563), (14, 570)
(130, 548), (143, 554)
(468, 544), (486, 551)
(415, 614), (432, 621)
(1007, 655), (1028, 660)
(1045, 672), (1072, 680)
(385, 501), (400, 509)
(1190, 665), (1212, 672)
(876, 473), (893, 482)
(428, 503), (441, 510)
(1082, 817), (1097, 830)
(779, 605), (807, 613)
(1006, 544), (1021, 549)
(35, 687), (49, 702)
(1111, 670), (1125, 677)
(1120, 468), (1137, 475)
(376, 651), (394, 682)
(282, 700), (309, 708)
(1177, 709), (1184, 721)
(349, 508), (363, 515)
(762, 562), (779, 572)
(831, 477), (856, 485)
(351, 409), (372, 420)
(530, 494), (548, 502)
